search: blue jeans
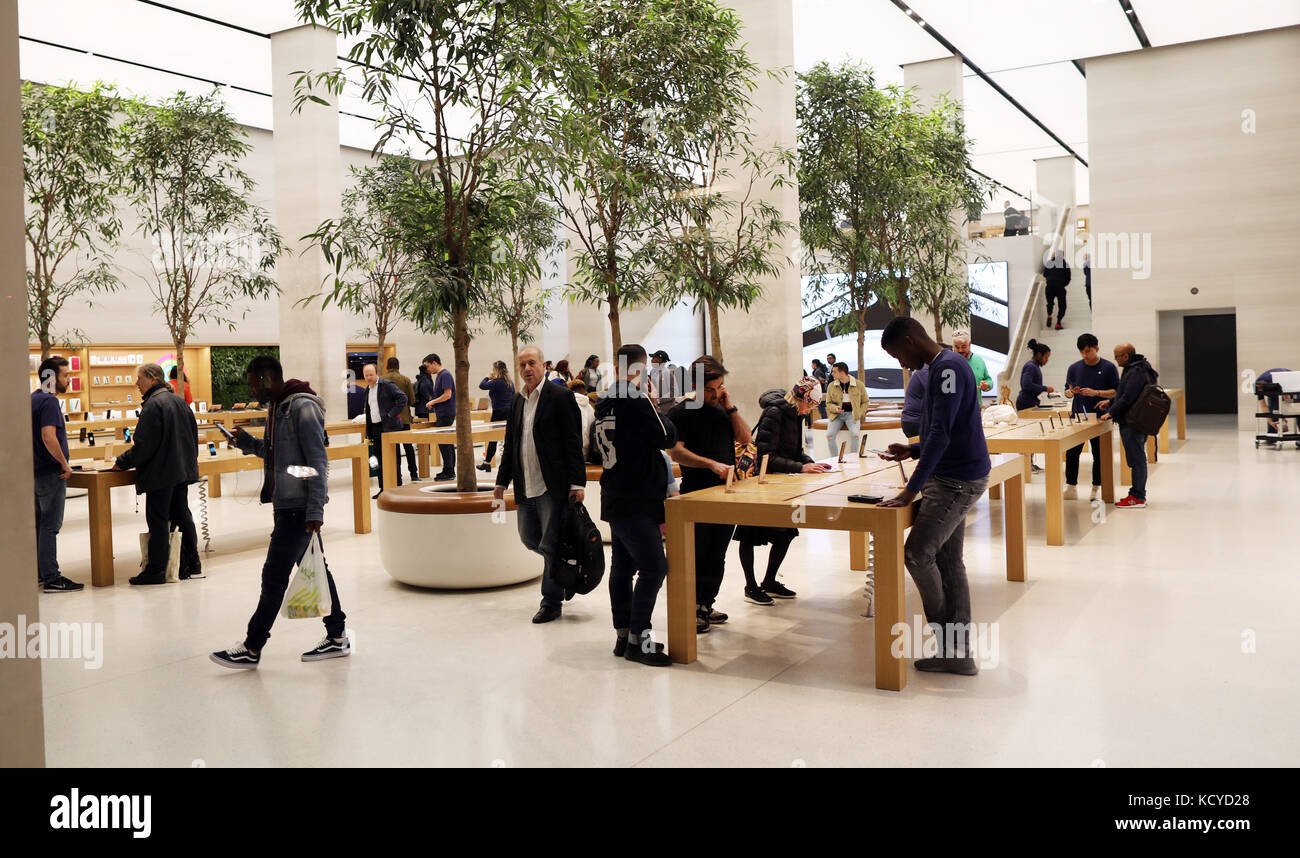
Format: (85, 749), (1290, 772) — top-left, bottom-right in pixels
(608, 514), (667, 635)
(517, 492), (565, 608)
(904, 474), (989, 648)
(826, 411), (859, 458)
(244, 510), (346, 651)
(1120, 423), (1148, 500)
(34, 472), (66, 583)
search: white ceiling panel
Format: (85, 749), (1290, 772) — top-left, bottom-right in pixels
(1131, 0), (1300, 47)
(793, 0), (949, 81)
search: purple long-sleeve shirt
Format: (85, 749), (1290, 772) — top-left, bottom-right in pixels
(902, 365), (929, 423)
(906, 349), (990, 493)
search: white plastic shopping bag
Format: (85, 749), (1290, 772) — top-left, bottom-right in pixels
(281, 534), (330, 619)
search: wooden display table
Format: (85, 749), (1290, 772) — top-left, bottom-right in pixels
(984, 418), (1115, 546)
(663, 451), (1027, 691)
(812, 414), (903, 432)
(67, 443), (372, 587)
(379, 421), (509, 490)
(1159, 388), (1186, 453)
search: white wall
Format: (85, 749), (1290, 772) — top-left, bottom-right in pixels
(1087, 26), (1300, 428)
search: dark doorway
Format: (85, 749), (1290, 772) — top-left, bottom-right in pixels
(1183, 314), (1237, 413)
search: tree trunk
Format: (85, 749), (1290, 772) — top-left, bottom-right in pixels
(510, 327), (520, 391)
(933, 309), (943, 344)
(40, 331), (51, 361)
(707, 297), (723, 365)
(173, 338), (186, 406)
(856, 319), (866, 386)
(606, 287), (622, 355)
(452, 304), (477, 493)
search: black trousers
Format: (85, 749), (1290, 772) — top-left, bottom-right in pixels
(1046, 285), (1067, 323)
(143, 483), (200, 577)
(244, 510), (346, 651)
(694, 522), (735, 608)
(367, 421), (404, 485)
(483, 407), (509, 462)
(1065, 435), (1102, 486)
(434, 413), (455, 475)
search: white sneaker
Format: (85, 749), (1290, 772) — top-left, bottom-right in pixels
(1063, 485), (1078, 499)
(1090, 485), (1101, 501)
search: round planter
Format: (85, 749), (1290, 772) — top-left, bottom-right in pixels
(376, 484), (533, 589)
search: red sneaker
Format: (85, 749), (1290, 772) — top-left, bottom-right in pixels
(1116, 495), (1146, 509)
(1055, 323), (1064, 330)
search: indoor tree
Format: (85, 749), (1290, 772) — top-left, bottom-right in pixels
(302, 156), (423, 357)
(22, 81), (127, 359)
(547, 0), (745, 354)
(295, 0), (586, 493)
(121, 90), (282, 385)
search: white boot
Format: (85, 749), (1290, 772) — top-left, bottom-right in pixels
(1090, 485), (1101, 501)
(1063, 485), (1078, 500)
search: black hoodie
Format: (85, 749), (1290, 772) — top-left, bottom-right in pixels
(1108, 354), (1158, 425)
(593, 379), (677, 523)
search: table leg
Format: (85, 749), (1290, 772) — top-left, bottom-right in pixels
(1158, 415), (1170, 454)
(665, 501), (697, 664)
(87, 481), (115, 587)
(418, 444), (431, 481)
(1004, 473), (1027, 582)
(988, 482), (1002, 500)
(1146, 434), (1157, 464)
(1044, 440), (1064, 546)
(873, 517), (907, 692)
(351, 453), (372, 534)
(207, 473), (222, 498)
(849, 530), (870, 572)
(382, 435), (397, 491)
(1177, 396), (1187, 440)
(1099, 427), (1116, 504)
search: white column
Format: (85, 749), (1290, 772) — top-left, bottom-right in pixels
(0, 0), (46, 767)
(903, 55), (964, 109)
(271, 25), (346, 417)
(1034, 154), (1076, 245)
(717, 0), (801, 422)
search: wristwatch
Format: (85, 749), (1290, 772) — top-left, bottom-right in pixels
(725, 406), (738, 414)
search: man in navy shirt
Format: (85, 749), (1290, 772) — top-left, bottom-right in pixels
(422, 353), (457, 481)
(31, 356), (82, 592)
(878, 317), (988, 676)
(1063, 333), (1119, 501)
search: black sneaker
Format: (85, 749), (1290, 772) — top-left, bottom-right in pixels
(624, 632), (671, 667)
(762, 580), (797, 599)
(476, 462), (491, 472)
(129, 572), (166, 586)
(42, 576), (84, 593)
(613, 635), (665, 658)
(210, 643), (259, 670)
(434, 471), (455, 482)
(180, 566), (205, 580)
(744, 586), (774, 606)
(696, 609), (711, 634)
(708, 607), (728, 625)
(914, 656), (978, 676)
(302, 636), (351, 662)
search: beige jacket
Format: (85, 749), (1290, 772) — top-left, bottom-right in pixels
(825, 374), (869, 418)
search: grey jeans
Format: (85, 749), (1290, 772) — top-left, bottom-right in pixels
(904, 474), (989, 648)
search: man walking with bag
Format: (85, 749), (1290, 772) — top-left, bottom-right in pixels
(494, 346), (586, 624)
(111, 363), (202, 585)
(211, 356), (348, 669)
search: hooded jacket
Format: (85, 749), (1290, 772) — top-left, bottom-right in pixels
(593, 378), (676, 522)
(1108, 354), (1158, 426)
(234, 379), (329, 521)
(113, 382), (199, 494)
(753, 389), (814, 474)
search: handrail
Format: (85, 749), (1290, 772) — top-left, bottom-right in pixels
(996, 204), (1072, 404)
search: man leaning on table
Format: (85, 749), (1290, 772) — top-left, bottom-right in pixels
(878, 318), (989, 676)
(111, 363), (202, 585)
(494, 346), (586, 625)
(1097, 343), (1157, 510)
(32, 356), (82, 592)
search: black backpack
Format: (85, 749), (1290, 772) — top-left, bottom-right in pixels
(553, 498), (605, 599)
(1127, 384), (1171, 435)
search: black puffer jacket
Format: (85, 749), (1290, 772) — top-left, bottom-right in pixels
(114, 382), (199, 494)
(753, 389), (813, 474)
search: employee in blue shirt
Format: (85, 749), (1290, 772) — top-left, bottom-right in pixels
(878, 317), (989, 676)
(1063, 333), (1119, 500)
(1014, 339), (1053, 411)
(31, 356), (82, 592)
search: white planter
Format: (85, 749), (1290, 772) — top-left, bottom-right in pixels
(376, 485), (537, 589)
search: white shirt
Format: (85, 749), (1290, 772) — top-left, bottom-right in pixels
(520, 382), (546, 499)
(367, 383), (380, 424)
(575, 392), (595, 459)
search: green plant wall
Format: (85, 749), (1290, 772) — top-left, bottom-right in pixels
(210, 345), (279, 408)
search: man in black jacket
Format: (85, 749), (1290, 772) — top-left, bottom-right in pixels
(494, 346), (586, 624)
(112, 363), (201, 585)
(1099, 344), (1157, 509)
(362, 363), (408, 497)
(1044, 250), (1072, 330)
(593, 343), (677, 666)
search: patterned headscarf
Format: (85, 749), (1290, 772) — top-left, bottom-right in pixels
(791, 376), (823, 405)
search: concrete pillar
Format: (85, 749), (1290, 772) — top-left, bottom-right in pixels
(717, 0), (802, 422)
(0, 0), (46, 767)
(1034, 154), (1076, 248)
(271, 25), (346, 417)
(903, 54), (964, 109)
